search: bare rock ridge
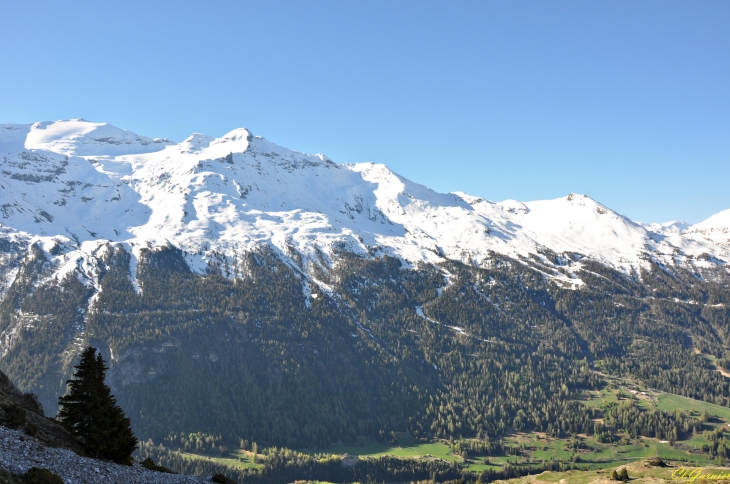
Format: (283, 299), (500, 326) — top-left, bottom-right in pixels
(0, 369), (43, 416)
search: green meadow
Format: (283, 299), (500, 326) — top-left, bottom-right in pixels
(176, 374), (730, 479)
(302, 435), (460, 462)
(179, 449), (263, 470)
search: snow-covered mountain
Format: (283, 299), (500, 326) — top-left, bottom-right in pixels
(4, 119), (730, 451)
(684, 209), (730, 248)
(637, 220), (690, 236)
(0, 119), (728, 290)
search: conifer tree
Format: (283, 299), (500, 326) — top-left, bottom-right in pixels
(57, 347), (138, 464)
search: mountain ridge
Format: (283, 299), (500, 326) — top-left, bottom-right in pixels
(1, 119), (727, 293)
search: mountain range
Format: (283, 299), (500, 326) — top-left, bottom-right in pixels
(1, 119), (729, 451)
(1, 119), (728, 286)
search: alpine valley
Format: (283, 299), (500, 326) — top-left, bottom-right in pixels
(2, 119), (730, 479)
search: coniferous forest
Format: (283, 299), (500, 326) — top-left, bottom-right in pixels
(1, 241), (730, 479)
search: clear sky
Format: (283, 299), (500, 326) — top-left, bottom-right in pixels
(1, 1), (728, 224)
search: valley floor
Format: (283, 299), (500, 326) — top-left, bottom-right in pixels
(151, 375), (730, 483)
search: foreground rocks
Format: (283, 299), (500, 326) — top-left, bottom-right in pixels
(0, 425), (211, 484)
(0, 370), (83, 455)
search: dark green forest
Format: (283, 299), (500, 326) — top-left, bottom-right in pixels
(1, 240), (729, 453)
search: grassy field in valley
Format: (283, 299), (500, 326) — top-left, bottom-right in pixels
(173, 374), (730, 480)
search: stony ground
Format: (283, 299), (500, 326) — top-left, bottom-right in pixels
(0, 425), (212, 484)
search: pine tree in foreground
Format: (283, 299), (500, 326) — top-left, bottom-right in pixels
(57, 346), (138, 464)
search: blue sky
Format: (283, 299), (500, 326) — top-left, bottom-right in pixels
(1, 1), (728, 224)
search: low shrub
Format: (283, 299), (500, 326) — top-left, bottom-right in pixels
(140, 457), (176, 473)
(211, 474), (237, 484)
(25, 422), (38, 437)
(1, 404), (26, 429)
(24, 467), (63, 484)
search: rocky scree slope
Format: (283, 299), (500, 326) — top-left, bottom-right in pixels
(0, 370), (209, 483)
(0, 425), (206, 484)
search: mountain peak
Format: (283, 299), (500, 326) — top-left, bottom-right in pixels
(639, 220), (690, 236)
(219, 127), (253, 143)
(684, 209), (730, 246)
(23, 119), (173, 156)
(181, 133), (215, 153)
(566, 192), (601, 206)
